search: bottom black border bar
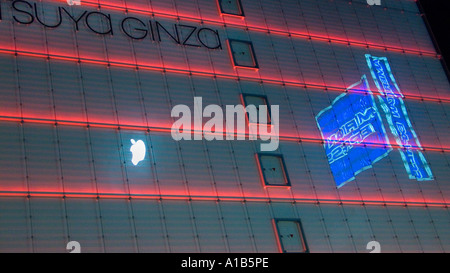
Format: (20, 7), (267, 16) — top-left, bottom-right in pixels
(4, 253), (445, 272)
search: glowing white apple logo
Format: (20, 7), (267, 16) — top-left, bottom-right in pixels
(366, 0), (381, 5)
(130, 139), (146, 166)
(67, 0), (81, 5)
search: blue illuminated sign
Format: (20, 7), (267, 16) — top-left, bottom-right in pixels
(365, 54), (434, 181)
(316, 76), (392, 188)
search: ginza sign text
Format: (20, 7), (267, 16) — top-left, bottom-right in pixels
(6, 0), (222, 50)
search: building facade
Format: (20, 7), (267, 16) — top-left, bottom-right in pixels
(0, 0), (449, 252)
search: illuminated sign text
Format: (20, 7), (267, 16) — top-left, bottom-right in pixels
(7, 0), (222, 50)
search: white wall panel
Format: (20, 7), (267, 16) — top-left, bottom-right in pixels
(298, 0), (326, 36)
(342, 205), (374, 253)
(426, 152), (450, 203)
(263, 84), (296, 138)
(24, 124), (62, 193)
(386, 206), (422, 252)
(40, 3), (77, 57)
(317, 0), (346, 40)
(302, 142), (340, 201)
(131, 199), (168, 253)
(295, 203), (331, 252)
(80, 63), (116, 123)
(179, 139), (215, 197)
(0, 197), (31, 252)
(191, 201), (228, 252)
(50, 60), (85, 121)
(104, 12), (135, 64)
(17, 57), (53, 119)
(245, 202), (279, 253)
(65, 198), (103, 253)
(71, 5), (108, 60)
(109, 67), (146, 126)
(229, 141), (267, 197)
(428, 208), (450, 253)
(197, 0), (220, 20)
(271, 202), (297, 219)
(408, 206), (443, 252)
(89, 128), (126, 194)
(148, 132), (187, 195)
(319, 204), (355, 252)
(278, 142), (314, 200)
(284, 86), (322, 140)
(139, 71), (172, 127)
(220, 202), (255, 252)
(58, 126), (95, 194)
(163, 200), (198, 252)
(99, 198), (137, 252)
(0, 123), (26, 192)
(29, 198), (66, 253)
(203, 140), (242, 197)
(0, 56), (20, 117)
(260, 0), (288, 32)
(364, 205), (401, 252)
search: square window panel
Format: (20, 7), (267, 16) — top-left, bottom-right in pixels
(274, 219), (309, 253)
(228, 40), (259, 69)
(257, 154), (290, 187)
(217, 0), (244, 16)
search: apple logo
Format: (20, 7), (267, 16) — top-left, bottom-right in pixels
(130, 139), (146, 166)
(366, 0), (381, 5)
(67, 0), (81, 5)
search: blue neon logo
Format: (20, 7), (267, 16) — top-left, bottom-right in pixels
(366, 54), (433, 181)
(316, 56), (434, 188)
(316, 75), (392, 188)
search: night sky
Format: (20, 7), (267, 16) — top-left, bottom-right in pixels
(418, 0), (450, 79)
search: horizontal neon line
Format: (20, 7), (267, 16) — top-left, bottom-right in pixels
(0, 190), (448, 208)
(1, 47), (448, 104)
(0, 115), (448, 153)
(50, 0), (438, 57)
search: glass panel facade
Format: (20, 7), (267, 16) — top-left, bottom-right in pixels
(0, 0), (448, 253)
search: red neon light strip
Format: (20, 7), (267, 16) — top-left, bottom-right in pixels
(1, 47), (448, 104)
(0, 190), (448, 208)
(49, 0), (438, 57)
(271, 220), (284, 253)
(0, 115), (448, 153)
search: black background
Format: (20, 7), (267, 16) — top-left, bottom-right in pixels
(8, 253), (446, 272)
(418, 0), (450, 80)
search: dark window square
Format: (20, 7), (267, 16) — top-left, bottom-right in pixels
(217, 0), (244, 16)
(274, 219), (309, 253)
(257, 154), (290, 187)
(228, 39), (259, 69)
